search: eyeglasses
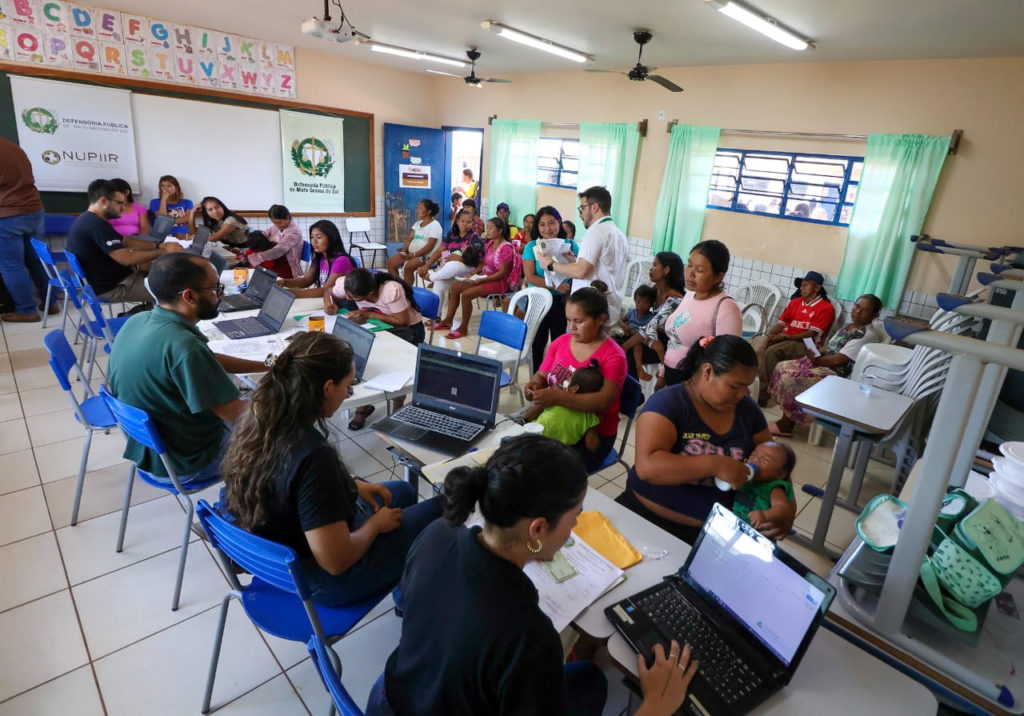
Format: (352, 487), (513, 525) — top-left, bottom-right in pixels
(179, 283), (225, 297)
(577, 202), (595, 214)
(347, 386), (355, 397)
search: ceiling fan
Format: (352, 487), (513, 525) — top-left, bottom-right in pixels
(428, 48), (512, 88)
(587, 31), (683, 93)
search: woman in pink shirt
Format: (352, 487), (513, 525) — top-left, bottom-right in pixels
(659, 240), (742, 390)
(523, 281), (627, 471)
(279, 220), (355, 298)
(108, 178), (150, 237)
(247, 204), (303, 278)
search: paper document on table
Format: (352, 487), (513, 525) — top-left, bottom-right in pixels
(208, 335), (285, 357)
(803, 337), (821, 357)
(364, 372), (413, 392)
(421, 445), (499, 484)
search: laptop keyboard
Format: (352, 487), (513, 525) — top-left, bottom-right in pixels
(636, 586), (763, 706)
(393, 406), (483, 441)
(222, 295), (259, 309)
(221, 317), (267, 338)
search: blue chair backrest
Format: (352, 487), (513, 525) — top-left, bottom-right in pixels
(80, 285), (109, 329)
(30, 238), (58, 267)
(301, 241), (312, 263)
(412, 287), (439, 322)
(620, 375), (643, 420)
(43, 330), (80, 391)
(307, 634), (365, 716)
(195, 499), (313, 599)
(478, 310), (527, 351)
(64, 250), (87, 282)
(99, 386), (167, 453)
(59, 271), (84, 311)
(352, 254), (363, 268)
(44, 214), (78, 235)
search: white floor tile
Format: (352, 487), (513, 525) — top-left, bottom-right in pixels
(73, 544), (230, 658)
(0, 392), (23, 422)
(351, 432), (398, 470)
(0, 487), (52, 547)
(0, 448), (40, 495)
(338, 438), (386, 478)
(0, 372), (16, 396)
(213, 674), (308, 715)
(94, 604), (281, 716)
(0, 418), (30, 455)
(56, 495), (197, 586)
(35, 429), (127, 484)
(43, 462), (164, 530)
(26, 409), (89, 447)
(0, 666), (103, 716)
(0, 352), (10, 373)
(0, 532), (66, 613)
(597, 482), (624, 500)
(587, 473), (609, 489)
(19, 381), (102, 418)
(11, 363), (54, 390)
(794, 497), (860, 552)
(0, 591), (89, 702)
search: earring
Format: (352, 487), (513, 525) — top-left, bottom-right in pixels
(526, 538), (543, 554)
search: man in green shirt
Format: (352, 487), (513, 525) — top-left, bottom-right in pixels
(108, 253), (267, 482)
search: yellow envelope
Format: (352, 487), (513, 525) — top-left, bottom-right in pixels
(575, 511), (642, 569)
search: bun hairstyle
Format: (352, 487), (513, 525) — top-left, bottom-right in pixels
(442, 434), (587, 530)
(672, 334), (757, 385)
(419, 199), (440, 219)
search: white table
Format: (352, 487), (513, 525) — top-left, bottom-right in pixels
(794, 375), (914, 557)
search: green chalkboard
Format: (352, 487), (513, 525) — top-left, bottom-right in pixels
(0, 69), (373, 215)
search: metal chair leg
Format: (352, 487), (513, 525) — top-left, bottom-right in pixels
(70, 429), (93, 526)
(41, 284), (53, 329)
(201, 591), (240, 714)
(115, 464), (136, 552)
(171, 496), (195, 611)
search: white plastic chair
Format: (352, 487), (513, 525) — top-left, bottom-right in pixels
(346, 217), (385, 269)
(740, 303), (767, 339)
(621, 257), (653, 309)
(507, 287), (554, 377)
(733, 282), (783, 329)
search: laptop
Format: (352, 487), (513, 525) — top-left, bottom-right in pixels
(145, 213), (175, 241)
(185, 226), (211, 256)
(218, 266), (278, 312)
(208, 250), (227, 274)
(373, 344), (503, 456)
(606, 503), (835, 716)
(332, 314), (376, 384)
(214, 284), (295, 339)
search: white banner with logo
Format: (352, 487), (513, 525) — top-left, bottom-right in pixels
(280, 110), (344, 212)
(10, 76), (139, 192)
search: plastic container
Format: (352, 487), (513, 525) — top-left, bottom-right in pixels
(993, 456), (1024, 485)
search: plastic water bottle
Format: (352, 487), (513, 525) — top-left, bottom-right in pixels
(859, 374), (873, 396)
(715, 463), (759, 491)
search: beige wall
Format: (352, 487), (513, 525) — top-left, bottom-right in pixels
(427, 57), (1024, 295)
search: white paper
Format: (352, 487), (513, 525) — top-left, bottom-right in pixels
(364, 371), (413, 392)
(535, 239), (574, 289)
(208, 335), (284, 357)
(802, 337), (821, 357)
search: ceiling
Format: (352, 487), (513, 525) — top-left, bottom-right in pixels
(110, 0), (1024, 76)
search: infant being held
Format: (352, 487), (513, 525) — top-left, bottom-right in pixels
(732, 441), (797, 539)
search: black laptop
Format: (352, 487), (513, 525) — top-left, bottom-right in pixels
(214, 284), (295, 339)
(606, 503), (835, 716)
(373, 344), (503, 456)
(186, 226), (211, 256)
(218, 266), (278, 312)
(208, 250), (227, 274)
(332, 314), (376, 384)
(145, 213), (175, 241)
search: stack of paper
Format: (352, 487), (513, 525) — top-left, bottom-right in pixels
(207, 335), (285, 357)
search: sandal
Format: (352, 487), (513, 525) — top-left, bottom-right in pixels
(445, 330), (468, 340)
(348, 405), (375, 431)
(435, 320), (452, 331)
(768, 421), (794, 438)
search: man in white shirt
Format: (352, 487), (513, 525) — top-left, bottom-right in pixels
(542, 186), (629, 322)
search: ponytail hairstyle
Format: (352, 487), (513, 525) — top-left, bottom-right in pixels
(487, 217), (510, 241)
(655, 251), (687, 295)
(568, 280), (611, 334)
(222, 333), (354, 531)
(442, 435), (587, 533)
(343, 267), (420, 313)
(674, 334), (757, 384)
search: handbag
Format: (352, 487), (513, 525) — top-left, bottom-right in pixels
(927, 527), (1002, 609)
(952, 499), (1024, 584)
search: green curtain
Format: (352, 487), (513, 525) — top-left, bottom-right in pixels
(835, 134), (948, 308)
(652, 124), (721, 256)
(577, 123), (641, 230)
(488, 119), (541, 226)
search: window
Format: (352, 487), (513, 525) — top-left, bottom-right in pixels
(537, 138), (580, 189)
(708, 148), (862, 227)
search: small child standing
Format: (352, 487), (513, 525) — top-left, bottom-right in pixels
(521, 360), (604, 453)
(732, 441), (798, 537)
(243, 230), (294, 279)
(614, 284), (657, 380)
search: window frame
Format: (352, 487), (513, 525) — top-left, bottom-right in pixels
(536, 137), (580, 190)
(707, 147), (862, 228)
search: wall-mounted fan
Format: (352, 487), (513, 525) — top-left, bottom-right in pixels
(586, 31), (683, 93)
(428, 48), (511, 88)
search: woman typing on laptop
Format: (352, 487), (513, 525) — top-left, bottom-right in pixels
(367, 434), (697, 716)
(278, 220), (355, 298)
(617, 335), (796, 545)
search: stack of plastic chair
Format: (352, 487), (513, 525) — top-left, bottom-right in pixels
(620, 257), (654, 311)
(734, 282), (783, 331)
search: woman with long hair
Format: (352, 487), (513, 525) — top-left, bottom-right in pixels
(247, 204), (304, 279)
(386, 199), (443, 284)
(437, 216), (519, 340)
(187, 196), (249, 247)
(522, 206), (578, 372)
(367, 434), (696, 716)
(149, 174), (193, 236)
(618, 334), (795, 544)
(522, 282), (627, 471)
(619, 251), (687, 381)
(221, 332), (441, 607)
(278, 220), (355, 298)
(108, 178), (151, 237)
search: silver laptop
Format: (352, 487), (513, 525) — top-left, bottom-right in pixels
(146, 213), (175, 241)
(214, 284), (295, 339)
(186, 226), (211, 256)
(332, 314), (376, 384)
(218, 266), (278, 312)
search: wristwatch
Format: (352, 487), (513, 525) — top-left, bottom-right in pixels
(547, 261), (555, 273)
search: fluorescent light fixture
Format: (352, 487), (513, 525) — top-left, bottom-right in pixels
(481, 21), (593, 63)
(354, 39), (467, 68)
(702, 0), (812, 51)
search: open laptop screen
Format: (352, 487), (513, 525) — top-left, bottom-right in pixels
(685, 506), (827, 666)
(246, 268), (277, 301)
(332, 316), (375, 380)
(257, 285), (294, 332)
(149, 213), (175, 239)
(415, 348), (500, 421)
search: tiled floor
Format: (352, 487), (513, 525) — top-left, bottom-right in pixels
(0, 312), (896, 714)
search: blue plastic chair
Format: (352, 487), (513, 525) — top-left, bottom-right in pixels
(29, 238), (70, 330)
(44, 213), (77, 242)
(195, 500), (390, 714)
(99, 386), (222, 611)
(301, 239), (313, 263)
(475, 310), (528, 405)
(44, 331), (117, 526)
(590, 375), (644, 476)
(64, 249), (120, 318)
(412, 286), (440, 343)
(307, 633), (366, 716)
(78, 285), (129, 383)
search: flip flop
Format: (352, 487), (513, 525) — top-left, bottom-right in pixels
(348, 405), (375, 431)
(435, 320), (452, 331)
(768, 421), (794, 438)
(445, 330), (468, 340)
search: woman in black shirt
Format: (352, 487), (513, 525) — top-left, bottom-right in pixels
(221, 332), (441, 607)
(368, 434), (697, 716)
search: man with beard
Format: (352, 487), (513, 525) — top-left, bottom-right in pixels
(66, 178), (182, 304)
(107, 253), (266, 484)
